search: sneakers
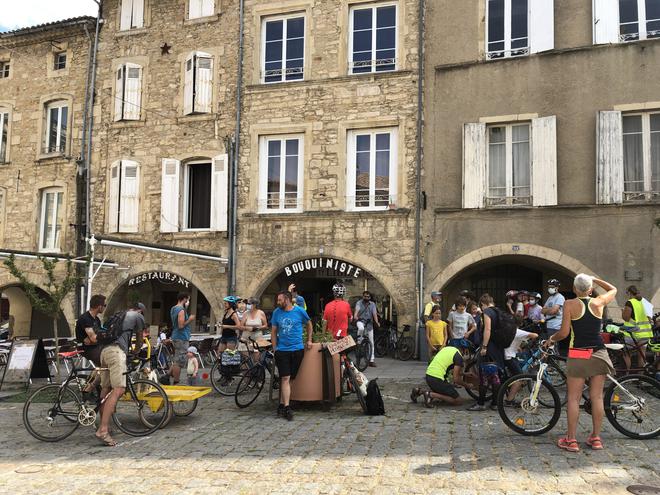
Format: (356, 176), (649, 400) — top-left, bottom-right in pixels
(467, 403), (486, 411)
(423, 391), (432, 408)
(277, 403), (284, 417)
(368, 362), (377, 367)
(410, 387), (421, 403)
(284, 406), (294, 421)
(489, 403), (498, 411)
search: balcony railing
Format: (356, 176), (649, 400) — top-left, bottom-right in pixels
(349, 57), (396, 73)
(485, 195), (532, 207)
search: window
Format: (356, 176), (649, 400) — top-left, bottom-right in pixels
(120, 0), (144, 30)
(622, 112), (660, 201)
(114, 63), (143, 121)
(258, 135), (303, 212)
(349, 3), (397, 74)
(0, 61), (9, 78)
(262, 15), (305, 83)
(0, 110), (8, 163)
(183, 52), (213, 114)
(347, 129), (397, 210)
(44, 101), (68, 154)
(619, 0), (660, 41)
(54, 52), (67, 70)
(39, 188), (64, 252)
(487, 124), (531, 206)
(487, 0), (529, 58)
(108, 160), (140, 233)
(189, 0), (214, 19)
(160, 155), (228, 232)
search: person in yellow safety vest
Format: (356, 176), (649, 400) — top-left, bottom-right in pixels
(409, 346), (475, 406)
(621, 285), (653, 370)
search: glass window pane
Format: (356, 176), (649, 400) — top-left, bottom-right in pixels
(265, 40), (283, 64)
(355, 135), (370, 207)
(648, 19), (660, 38)
(650, 114), (660, 132)
(647, 0), (660, 19)
(376, 6), (396, 28)
(651, 130), (660, 191)
(623, 120), (644, 192)
(488, 0), (505, 44)
(55, 192), (63, 248)
(0, 112), (7, 163)
(286, 38), (304, 61)
(59, 106), (68, 150)
(512, 127), (530, 196)
(48, 107), (59, 152)
(265, 20), (283, 42)
(488, 127), (506, 198)
(511, 0), (528, 39)
(376, 26), (396, 50)
(353, 8), (372, 31)
(356, 134), (371, 152)
(489, 126), (506, 144)
(42, 193), (54, 249)
(287, 17), (304, 38)
(623, 115), (643, 133)
(354, 31), (372, 53)
(619, 0), (639, 23)
(284, 139), (299, 205)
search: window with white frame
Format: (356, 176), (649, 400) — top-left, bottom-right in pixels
(347, 128), (398, 210)
(619, 0), (660, 41)
(114, 63), (143, 121)
(258, 135), (303, 212)
(108, 160), (140, 233)
(188, 0), (214, 19)
(39, 188), (64, 252)
(183, 52), (213, 114)
(622, 112), (660, 200)
(184, 162), (212, 229)
(349, 3), (397, 74)
(487, 0), (529, 58)
(0, 110), (9, 163)
(487, 123), (531, 206)
(54, 52), (67, 70)
(120, 0), (145, 31)
(44, 101), (68, 154)
(262, 15), (305, 83)
(0, 61), (10, 78)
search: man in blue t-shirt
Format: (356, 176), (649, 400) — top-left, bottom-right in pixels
(169, 292), (195, 384)
(271, 290), (313, 421)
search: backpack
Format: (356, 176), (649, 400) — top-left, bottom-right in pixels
(97, 310), (128, 346)
(365, 379), (385, 416)
(489, 307), (517, 349)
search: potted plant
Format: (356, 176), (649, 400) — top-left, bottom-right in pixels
(291, 322), (341, 402)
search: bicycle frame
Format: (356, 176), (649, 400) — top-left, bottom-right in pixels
(528, 362), (548, 408)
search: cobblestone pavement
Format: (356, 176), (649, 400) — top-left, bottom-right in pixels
(0, 359), (658, 495)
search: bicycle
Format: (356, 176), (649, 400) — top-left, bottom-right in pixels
(602, 320), (657, 377)
(334, 338), (368, 413)
(348, 324), (372, 372)
(374, 323), (414, 361)
(234, 338), (275, 408)
(497, 343), (660, 439)
(210, 343), (254, 396)
(23, 357), (170, 442)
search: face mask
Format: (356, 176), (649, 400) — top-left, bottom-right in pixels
(529, 299), (536, 305)
(246, 304), (253, 311)
(184, 301), (190, 308)
(548, 288), (557, 295)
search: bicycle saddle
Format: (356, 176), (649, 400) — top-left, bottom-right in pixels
(604, 343), (624, 351)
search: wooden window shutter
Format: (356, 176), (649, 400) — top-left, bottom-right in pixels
(596, 111), (624, 204)
(531, 116), (558, 206)
(108, 161), (120, 233)
(462, 123), (487, 209)
(210, 154), (229, 231)
(529, 0), (555, 54)
(119, 160), (140, 232)
(183, 55), (194, 115)
(160, 158), (181, 232)
(593, 0), (620, 44)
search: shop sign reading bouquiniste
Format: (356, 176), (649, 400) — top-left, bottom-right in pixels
(283, 257), (363, 278)
(127, 272), (191, 287)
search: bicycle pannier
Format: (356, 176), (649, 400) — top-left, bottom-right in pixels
(365, 379), (385, 415)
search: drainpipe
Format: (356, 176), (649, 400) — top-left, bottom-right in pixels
(229, 0), (245, 295)
(86, 3), (102, 243)
(414, 0), (425, 358)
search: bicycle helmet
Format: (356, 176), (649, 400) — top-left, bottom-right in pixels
(506, 290), (518, 299)
(547, 279), (561, 287)
(223, 295), (240, 304)
(332, 283), (346, 297)
(648, 338), (660, 354)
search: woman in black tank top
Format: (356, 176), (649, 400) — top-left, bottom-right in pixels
(545, 275), (617, 453)
(218, 297), (241, 352)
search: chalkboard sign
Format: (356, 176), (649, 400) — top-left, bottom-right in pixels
(0, 339), (50, 390)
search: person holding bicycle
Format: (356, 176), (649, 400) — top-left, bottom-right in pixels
(354, 291), (379, 367)
(545, 274), (616, 452)
(323, 283), (353, 340)
(410, 346), (473, 406)
(75, 294), (106, 366)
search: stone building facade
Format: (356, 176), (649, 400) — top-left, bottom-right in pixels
(235, 0), (421, 325)
(0, 18), (96, 337)
(423, 0), (660, 314)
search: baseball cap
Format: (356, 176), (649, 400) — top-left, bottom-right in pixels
(431, 291), (442, 297)
(135, 302), (146, 312)
(187, 346), (197, 353)
(295, 295), (305, 306)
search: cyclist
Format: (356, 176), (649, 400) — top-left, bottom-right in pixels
(545, 274), (617, 452)
(542, 279), (565, 340)
(410, 346), (473, 406)
(323, 283), (353, 340)
(169, 292), (195, 385)
(526, 293), (543, 324)
(354, 291), (380, 367)
(75, 294), (106, 366)
(621, 285), (654, 370)
(218, 296), (241, 353)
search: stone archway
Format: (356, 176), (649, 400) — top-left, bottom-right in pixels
(0, 283), (72, 338)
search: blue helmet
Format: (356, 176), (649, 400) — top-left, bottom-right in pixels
(223, 295), (240, 304)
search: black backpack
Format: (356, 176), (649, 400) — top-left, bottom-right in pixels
(365, 379), (385, 416)
(97, 310), (128, 345)
(489, 307), (517, 349)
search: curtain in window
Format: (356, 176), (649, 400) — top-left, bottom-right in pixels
(374, 133), (390, 207)
(488, 127), (506, 198)
(651, 114), (660, 191)
(512, 124), (530, 200)
(267, 140), (281, 208)
(188, 163), (211, 228)
(284, 139), (299, 208)
(622, 115), (644, 192)
(355, 134), (371, 207)
(41, 191), (63, 250)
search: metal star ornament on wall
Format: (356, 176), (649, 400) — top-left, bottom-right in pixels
(160, 43), (172, 55)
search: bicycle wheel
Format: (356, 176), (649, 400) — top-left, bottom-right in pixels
(374, 335), (388, 357)
(346, 365), (368, 413)
(604, 374), (660, 439)
(354, 340), (371, 372)
(235, 367), (266, 408)
(113, 379), (169, 436)
(497, 374), (561, 436)
(23, 384), (82, 442)
(463, 359), (488, 401)
(397, 336), (415, 361)
(172, 399), (198, 417)
(210, 361), (242, 396)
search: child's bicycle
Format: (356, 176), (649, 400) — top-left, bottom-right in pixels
(233, 338), (275, 408)
(496, 343), (660, 439)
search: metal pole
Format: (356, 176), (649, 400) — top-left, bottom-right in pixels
(86, 235), (97, 309)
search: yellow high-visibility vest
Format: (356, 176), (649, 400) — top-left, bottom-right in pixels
(623, 298), (653, 339)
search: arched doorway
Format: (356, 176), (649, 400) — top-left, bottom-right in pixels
(106, 271), (215, 333)
(0, 284), (71, 339)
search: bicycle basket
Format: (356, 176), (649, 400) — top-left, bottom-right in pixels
(220, 350), (242, 366)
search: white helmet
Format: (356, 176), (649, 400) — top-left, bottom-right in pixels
(332, 283), (346, 297)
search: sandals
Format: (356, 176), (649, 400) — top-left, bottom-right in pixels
(586, 435), (604, 450)
(410, 387), (421, 403)
(95, 432), (117, 447)
(557, 437), (580, 452)
(423, 391), (432, 408)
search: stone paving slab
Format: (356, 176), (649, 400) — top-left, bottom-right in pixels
(0, 361), (658, 494)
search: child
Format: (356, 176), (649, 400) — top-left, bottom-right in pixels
(526, 293), (543, 323)
(186, 346), (199, 386)
(447, 297), (476, 351)
(502, 329), (539, 404)
(425, 305), (447, 361)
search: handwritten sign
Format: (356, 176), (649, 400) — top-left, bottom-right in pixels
(325, 335), (356, 356)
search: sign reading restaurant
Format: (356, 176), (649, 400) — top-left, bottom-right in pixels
(283, 257), (363, 278)
(127, 271), (191, 288)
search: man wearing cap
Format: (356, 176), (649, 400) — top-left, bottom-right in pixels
(423, 291), (443, 323)
(96, 302), (147, 447)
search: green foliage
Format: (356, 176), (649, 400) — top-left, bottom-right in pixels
(303, 320), (336, 344)
(128, 289), (140, 308)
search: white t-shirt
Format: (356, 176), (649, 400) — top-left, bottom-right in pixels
(544, 293), (565, 331)
(447, 311), (475, 339)
(505, 329), (534, 359)
(641, 297), (654, 319)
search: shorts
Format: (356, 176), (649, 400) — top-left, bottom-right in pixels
(99, 345), (127, 390)
(275, 349), (305, 379)
(220, 336), (238, 346)
(624, 335), (649, 346)
(504, 358), (522, 377)
(425, 374), (459, 399)
(173, 339), (189, 367)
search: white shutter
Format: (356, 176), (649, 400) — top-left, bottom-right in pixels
(119, 160), (140, 232)
(529, 0), (555, 54)
(210, 154), (228, 231)
(161, 158), (181, 232)
(593, 0), (620, 44)
(108, 162), (120, 233)
(114, 66), (124, 121)
(596, 111), (624, 204)
(132, 0), (144, 28)
(531, 116), (558, 206)
(183, 55), (194, 115)
(120, 0), (133, 30)
(194, 54), (213, 114)
(189, 0), (202, 19)
(462, 123), (487, 209)
(123, 63), (142, 121)
(201, 0), (214, 17)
